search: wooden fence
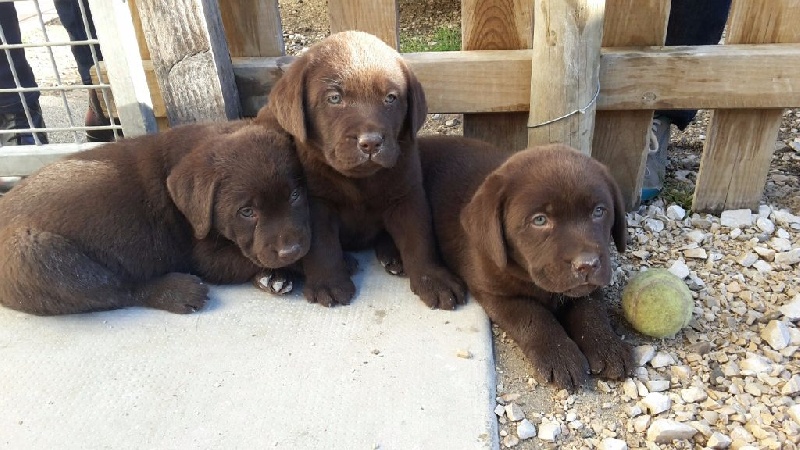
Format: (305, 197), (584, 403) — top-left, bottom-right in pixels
(89, 0), (800, 213)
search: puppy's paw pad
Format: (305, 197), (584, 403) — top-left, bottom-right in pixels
(584, 338), (634, 380)
(304, 279), (356, 307)
(410, 269), (467, 310)
(144, 273), (209, 314)
(524, 341), (589, 392)
(254, 271), (294, 295)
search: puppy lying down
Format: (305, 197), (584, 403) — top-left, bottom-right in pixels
(380, 136), (633, 390)
(0, 120), (310, 315)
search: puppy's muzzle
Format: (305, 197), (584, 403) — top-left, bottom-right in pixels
(357, 132), (384, 157)
(571, 253), (600, 281)
(278, 243), (304, 260)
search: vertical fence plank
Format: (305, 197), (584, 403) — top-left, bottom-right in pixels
(87, 0), (157, 136)
(693, 0), (800, 213)
(219, 1), (284, 57)
(527, 0), (605, 153)
(591, 0), (670, 210)
(329, 0), (399, 48)
(134, 0), (240, 125)
(219, 0), (284, 115)
(461, 0), (533, 151)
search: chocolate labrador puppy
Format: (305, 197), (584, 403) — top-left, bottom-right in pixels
(258, 30), (465, 309)
(380, 136), (633, 390)
(0, 120), (310, 315)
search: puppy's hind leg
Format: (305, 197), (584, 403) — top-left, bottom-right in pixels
(0, 228), (207, 315)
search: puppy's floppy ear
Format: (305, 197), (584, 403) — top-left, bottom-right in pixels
(401, 62), (428, 136)
(602, 167), (628, 253)
(461, 172), (507, 268)
(268, 56), (309, 142)
(167, 150), (218, 240)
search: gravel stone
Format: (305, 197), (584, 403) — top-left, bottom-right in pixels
(666, 205), (686, 220)
(720, 209), (754, 228)
(761, 320), (792, 350)
(668, 260), (691, 279)
(737, 252), (759, 267)
(633, 345), (656, 366)
(505, 403), (525, 422)
(645, 419), (697, 443)
(516, 419), (536, 440)
(537, 420), (561, 442)
(640, 392), (671, 415)
(649, 352), (675, 368)
(598, 437), (628, 450)
(780, 294), (800, 319)
(756, 217), (776, 234)
(707, 431), (733, 449)
(774, 248), (800, 265)
(781, 374), (800, 396)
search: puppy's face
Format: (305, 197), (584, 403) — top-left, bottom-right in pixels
(268, 31), (427, 178)
(463, 145), (627, 297)
(168, 126), (311, 269)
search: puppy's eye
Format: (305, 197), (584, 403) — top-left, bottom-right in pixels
(384, 93), (397, 104)
(530, 214), (548, 227)
(592, 205), (607, 218)
(327, 92), (342, 104)
(290, 188), (302, 203)
(238, 207), (256, 218)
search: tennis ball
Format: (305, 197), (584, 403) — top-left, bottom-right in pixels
(622, 269), (693, 338)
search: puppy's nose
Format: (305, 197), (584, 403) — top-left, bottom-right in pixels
(357, 132), (384, 156)
(278, 243), (303, 259)
(571, 253), (600, 278)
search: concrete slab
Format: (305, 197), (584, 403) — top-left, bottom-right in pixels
(0, 252), (498, 449)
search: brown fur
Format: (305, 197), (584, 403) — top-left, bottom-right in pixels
(258, 30), (465, 308)
(0, 120), (310, 315)
(381, 136), (633, 390)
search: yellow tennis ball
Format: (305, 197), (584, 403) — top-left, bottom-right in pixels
(622, 268), (693, 338)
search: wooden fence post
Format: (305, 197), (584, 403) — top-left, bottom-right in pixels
(218, 1), (285, 115)
(86, 0), (157, 136)
(693, 0), (800, 213)
(527, 0), (605, 154)
(591, 0), (670, 210)
(134, 0), (240, 125)
(461, 0), (533, 152)
(329, 0), (399, 48)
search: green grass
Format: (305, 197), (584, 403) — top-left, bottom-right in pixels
(660, 179), (694, 212)
(400, 26), (461, 53)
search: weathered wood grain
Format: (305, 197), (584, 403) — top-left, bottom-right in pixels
(461, 0), (533, 151)
(592, 0), (670, 210)
(329, 0), (399, 48)
(527, 0), (605, 153)
(693, 0), (800, 213)
(134, 0), (240, 125)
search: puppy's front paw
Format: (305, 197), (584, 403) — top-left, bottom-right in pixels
(523, 338), (590, 392)
(253, 269), (294, 295)
(410, 267), (467, 310)
(142, 273), (209, 314)
(579, 333), (634, 381)
(303, 277), (356, 307)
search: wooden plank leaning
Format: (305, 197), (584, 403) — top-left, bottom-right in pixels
(693, 0), (800, 213)
(461, 0), (533, 152)
(591, 0), (670, 210)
